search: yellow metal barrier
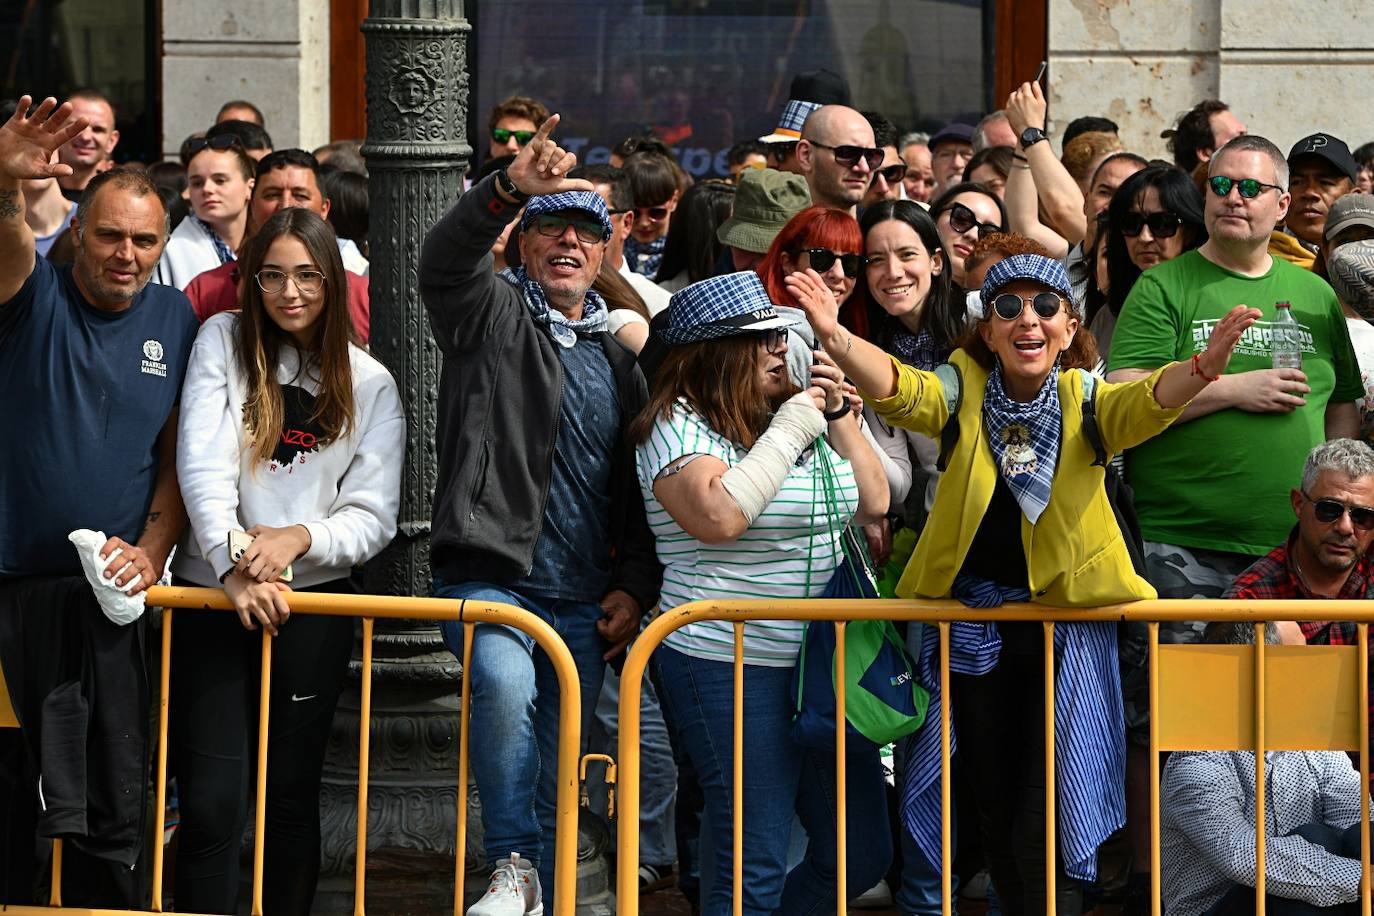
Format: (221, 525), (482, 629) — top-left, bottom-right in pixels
(5, 585), (586, 916)
(615, 598), (1374, 916)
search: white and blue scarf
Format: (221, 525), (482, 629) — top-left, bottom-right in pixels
(500, 266), (608, 349)
(982, 365), (1061, 525)
(624, 236), (666, 278)
(191, 213), (236, 265)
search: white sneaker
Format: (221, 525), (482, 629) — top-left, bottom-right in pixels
(467, 853), (544, 916)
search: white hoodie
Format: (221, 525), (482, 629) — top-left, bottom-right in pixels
(173, 312), (406, 587)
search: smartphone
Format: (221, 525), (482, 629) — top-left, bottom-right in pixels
(1034, 60), (1047, 84)
(227, 529), (294, 583)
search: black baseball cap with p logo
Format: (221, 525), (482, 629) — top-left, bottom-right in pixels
(1288, 132), (1360, 183)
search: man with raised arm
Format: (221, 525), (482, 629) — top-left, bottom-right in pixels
(420, 115), (660, 916)
(0, 97), (198, 904)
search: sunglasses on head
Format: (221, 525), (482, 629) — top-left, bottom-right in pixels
(944, 202), (1002, 239)
(634, 205), (671, 221)
(1208, 175), (1283, 199)
(1302, 491), (1374, 530)
(800, 248), (861, 278)
(873, 163), (908, 185)
(185, 134), (244, 156)
(808, 142), (885, 171)
(491, 127), (535, 146)
(533, 213), (605, 244)
(988, 292), (1066, 321)
(1120, 211), (1184, 239)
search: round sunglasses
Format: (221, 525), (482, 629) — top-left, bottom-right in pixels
(1301, 491), (1374, 530)
(987, 292), (1067, 321)
(634, 205), (671, 222)
(491, 127), (535, 146)
(1120, 211), (1184, 239)
(1208, 175), (1283, 199)
(799, 248), (861, 278)
(943, 202), (1003, 239)
(808, 142), (884, 171)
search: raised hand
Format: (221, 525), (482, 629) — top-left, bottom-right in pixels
(1199, 304), (1263, 378)
(1005, 81), (1047, 138)
(506, 114), (594, 197)
(0, 96), (89, 181)
(784, 268), (843, 352)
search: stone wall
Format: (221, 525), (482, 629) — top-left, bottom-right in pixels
(160, 0), (330, 157)
(1048, 0), (1374, 159)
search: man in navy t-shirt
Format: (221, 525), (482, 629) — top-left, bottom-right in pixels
(0, 96), (197, 905)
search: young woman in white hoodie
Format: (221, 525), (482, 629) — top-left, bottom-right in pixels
(172, 207), (405, 915)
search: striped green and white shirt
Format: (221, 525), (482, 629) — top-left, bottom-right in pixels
(635, 401), (860, 667)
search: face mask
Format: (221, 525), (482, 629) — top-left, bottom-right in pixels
(966, 288), (983, 321)
(1329, 240), (1374, 322)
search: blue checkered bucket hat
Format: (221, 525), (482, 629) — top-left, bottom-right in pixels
(980, 254), (1074, 315)
(519, 191), (613, 241)
(759, 99), (821, 143)
(658, 271), (800, 346)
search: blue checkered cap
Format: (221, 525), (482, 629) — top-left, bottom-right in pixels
(658, 271), (801, 346)
(759, 99), (822, 143)
(980, 254), (1074, 313)
(520, 191), (613, 241)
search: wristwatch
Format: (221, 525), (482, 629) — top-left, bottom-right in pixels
(494, 168), (529, 204)
(1019, 127), (1048, 150)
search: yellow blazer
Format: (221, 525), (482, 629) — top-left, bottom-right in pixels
(865, 350), (1184, 607)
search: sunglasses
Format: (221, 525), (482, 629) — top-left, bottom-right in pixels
(1302, 491), (1374, 530)
(944, 202), (1002, 239)
(872, 163), (908, 185)
(808, 142), (885, 171)
(185, 134), (244, 156)
(1208, 175), (1283, 199)
(491, 127), (535, 146)
(256, 269), (325, 295)
(634, 205), (671, 221)
(800, 248), (861, 278)
(1120, 211), (1184, 239)
(533, 213), (605, 244)
(988, 292), (1066, 321)
(754, 328), (790, 352)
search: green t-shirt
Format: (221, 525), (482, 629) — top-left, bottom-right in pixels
(1106, 250), (1363, 556)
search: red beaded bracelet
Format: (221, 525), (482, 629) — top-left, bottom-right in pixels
(1191, 353), (1219, 382)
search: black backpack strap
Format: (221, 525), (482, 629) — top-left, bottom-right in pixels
(1079, 372), (1108, 467)
(934, 363), (962, 472)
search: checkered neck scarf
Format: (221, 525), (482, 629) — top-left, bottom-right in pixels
(888, 328), (948, 371)
(499, 266), (608, 349)
(191, 213), (236, 265)
(624, 235), (666, 278)
(982, 365), (1061, 524)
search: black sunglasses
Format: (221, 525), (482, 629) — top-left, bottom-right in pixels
(185, 134), (244, 156)
(801, 248), (861, 278)
(944, 202), (1002, 239)
(872, 163), (908, 185)
(1302, 491), (1374, 530)
(1120, 211), (1183, 239)
(533, 213), (604, 244)
(1208, 175), (1283, 199)
(634, 205), (671, 221)
(491, 127), (535, 146)
(808, 142), (884, 171)
(753, 328), (789, 352)
(988, 292), (1066, 321)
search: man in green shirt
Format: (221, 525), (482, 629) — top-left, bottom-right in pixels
(1107, 134), (1362, 610)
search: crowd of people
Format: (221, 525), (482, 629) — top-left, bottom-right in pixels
(3, 63), (1374, 916)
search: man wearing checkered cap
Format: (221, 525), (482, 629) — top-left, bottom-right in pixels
(419, 114), (661, 916)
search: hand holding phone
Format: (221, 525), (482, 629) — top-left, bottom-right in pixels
(227, 529), (295, 583)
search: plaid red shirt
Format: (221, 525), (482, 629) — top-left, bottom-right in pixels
(1225, 529), (1374, 781)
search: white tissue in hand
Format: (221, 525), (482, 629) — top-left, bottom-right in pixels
(68, 529), (147, 626)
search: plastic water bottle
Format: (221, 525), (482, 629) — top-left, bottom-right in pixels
(1271, 301), (1303, 370)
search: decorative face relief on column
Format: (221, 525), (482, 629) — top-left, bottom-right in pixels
(365, 27), (470, 151)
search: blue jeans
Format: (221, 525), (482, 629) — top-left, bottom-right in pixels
(434, 580), (607, 906)
(656, 646), (892, 916)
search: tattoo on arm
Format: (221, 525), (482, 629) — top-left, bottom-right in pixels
(145, 511), (162, 525)
(0, 190), (20, 220)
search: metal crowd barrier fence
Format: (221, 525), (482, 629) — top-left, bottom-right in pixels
(0, 585), (587, 916)
(615, 598), (1374, 916)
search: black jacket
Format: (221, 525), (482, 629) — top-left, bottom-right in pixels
(419, 174), (661, 612)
